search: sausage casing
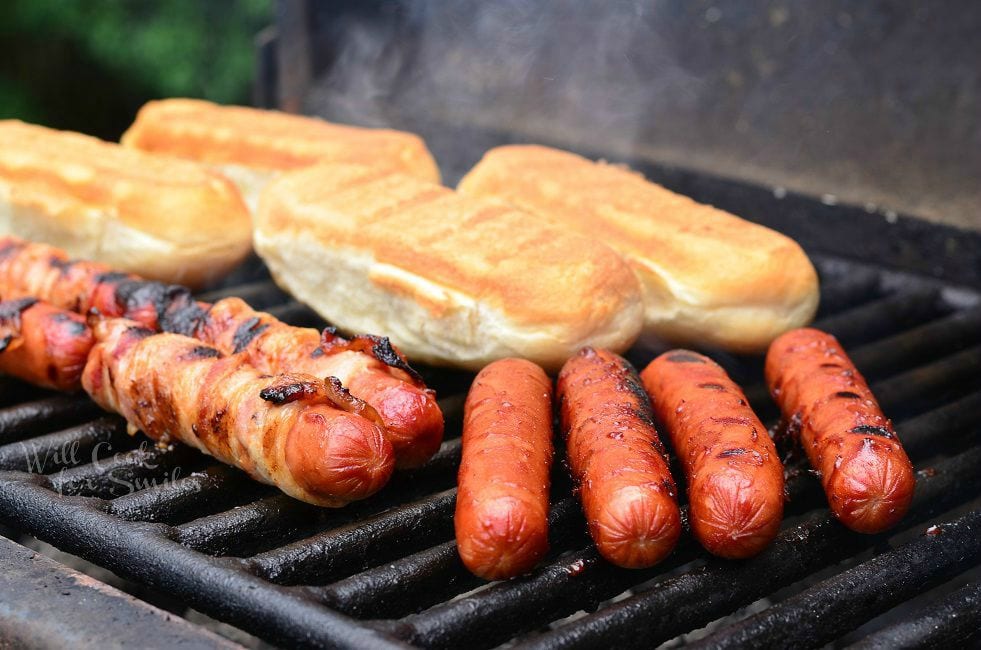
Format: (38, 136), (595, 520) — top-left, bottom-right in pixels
(641, 350), (784, 558)
(558, 347), (681, 568)
(455, 358), (553, 580)
(0, 298), (94, 391)
(765, 327), (914, 533)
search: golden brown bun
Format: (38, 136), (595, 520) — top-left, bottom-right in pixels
(0, 120), (252, 288)
(122, 99), (441, 209)
(458, 145), (819, 353)
(254, 163), (644, 371)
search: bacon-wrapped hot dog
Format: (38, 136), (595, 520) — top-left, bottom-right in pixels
(0, 298), (94, 391)
(0, 236), (444, 468)
(196, 298), (443, 468)
(455, 358), (553, 580)
(82, 319), (395, 506)
(765, 327), (914, 533)
(558, 347), (681, 568)
(641, 350), (784, 558)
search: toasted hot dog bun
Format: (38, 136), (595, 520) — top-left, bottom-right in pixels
(254, 163), (644, 371)
(459, 145), (820, 353)
(122, 99), (440, 209)
(0, 120), (251, 288)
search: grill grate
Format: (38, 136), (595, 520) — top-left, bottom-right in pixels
(1, 217), (980, 648)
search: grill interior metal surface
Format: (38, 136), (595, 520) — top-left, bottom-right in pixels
(1, 179), (980, 649)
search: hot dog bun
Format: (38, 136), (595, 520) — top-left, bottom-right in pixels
(122, 99), (441, 209)
(0, 120), (251, 288)
(254, 163), (644, 371)
(459, 145), (820, 353)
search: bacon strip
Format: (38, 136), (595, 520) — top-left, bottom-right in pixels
(0, 236), (444, 467)
(82, 319), (395, 506)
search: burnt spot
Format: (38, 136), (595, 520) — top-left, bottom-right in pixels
(94, 271), (131, 285)
(183, 346), (221, 360)
(115, 280), (197, 328)
(0, 334), (12, 353)
(365, 335), (424, 384)
(125, 326), (155, 340)
(64, 320), (89, 337)
(0, 297), (39, 321)
(160, 299), (208, 337)
(0, 240), (26, 260)
(665, 351), (706, 364)
(835, 391), (862, 399)
(232, 317), (270, 354)
(850, 425), (894, 438)
(260, 381), (320, 405)
(819, 363), (843, 369)
(310, 347), (325, 358)
(698, 382), (726, 391)
(718, 448), (748, 458)
(49, 256), (78, 275)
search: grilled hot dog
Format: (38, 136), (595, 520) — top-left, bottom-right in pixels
(82, 319), (395, 506)
(0, 298), (94, 391)
(558, 348), (681, 568)
(765, 328), (914, 533)
(455, 358), (554, 580)
(641, 350), (784, 558)
(0, 236), (443, 468)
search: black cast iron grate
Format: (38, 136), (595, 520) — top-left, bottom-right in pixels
(1, 188), (980, 649)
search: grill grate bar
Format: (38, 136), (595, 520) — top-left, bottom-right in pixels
(895, 390), (981, 458)
(812, 266), (882, 318)
(265, 301), (323, 327)
(850, 304), (981, 379)
(0, 395), (103, 446)
(107, 464), (269, 524)
(811, 288), (945, 347)
(49, 443), (203, 499)
(0, 416), (126, 473)
(176, 493), (320, 556)
(692, 507), (981, 649)
(196, 279), (288, 307)
(872, 345), (981, 419)
(847, 579), (981, 649)
(247, 489), (458, 585)
(505, 446), (981, 650)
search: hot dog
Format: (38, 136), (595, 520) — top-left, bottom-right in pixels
(455, 358), (554, 580)
(82, 319), (395, 506)
(557, 347), (681, 568)
(765, 327), (915, 533)
(641, 350), (784, 558)
(0, 236), (444, 468)
(0, 298), (94, 391)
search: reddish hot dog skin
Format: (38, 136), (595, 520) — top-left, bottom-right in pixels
(455, 358), (553, 580)
(641, 350), (784, 559)
(0, 298), (94, 391)
(558, 348), (681, 568)
(765, 328), (915, 533)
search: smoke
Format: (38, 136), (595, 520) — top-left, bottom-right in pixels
(305, 1), (707, 182)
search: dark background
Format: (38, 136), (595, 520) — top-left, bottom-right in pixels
(0, 0), (272, 140)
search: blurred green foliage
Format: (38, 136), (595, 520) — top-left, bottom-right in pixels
(0, 0), (272, 138)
